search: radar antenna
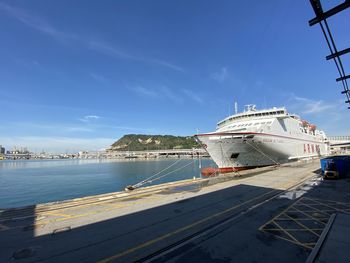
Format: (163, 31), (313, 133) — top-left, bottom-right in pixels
(244, 104), (256, 112)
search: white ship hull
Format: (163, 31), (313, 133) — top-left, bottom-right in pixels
(196, 132), (328, 170)
(195, 106), (329, 172)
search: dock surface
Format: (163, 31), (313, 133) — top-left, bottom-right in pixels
(2, 159), (350, 262)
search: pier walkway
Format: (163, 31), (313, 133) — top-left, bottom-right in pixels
(1, 159), (350, 262)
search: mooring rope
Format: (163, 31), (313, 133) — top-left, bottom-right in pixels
(132, 158), (184, 188)
(145, 159), (196, 184)
(245, 140), (280, 165)
(126, 136), (211, 191)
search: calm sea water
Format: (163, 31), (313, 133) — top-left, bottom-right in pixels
(0, 158), (215, 208)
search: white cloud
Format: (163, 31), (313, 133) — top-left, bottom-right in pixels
(79, 115), (100, 122)
(2, 122), (94, 133)
(149, 59), (185, 72)
(182, 89), (203, 103)
(132, 86), (183, 103)
(88, 41), (136, 60)
(211, 67), (229, 82)
(133, 86), (204, 104)
(159, 86), (183, 103)
(132, 86), (160, 98)
(90, 73), (108, 83)
(89, 41), (185, 72)
(66, 127), (93, 132)
(289, 95), (336, 114)
(0, 3), (184, 72)
(0, 2), (76, 43)
(286, 94), (350, 135)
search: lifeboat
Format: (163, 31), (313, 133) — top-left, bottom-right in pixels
(301, 120), (309, 127)
(309, 124), (316, 131)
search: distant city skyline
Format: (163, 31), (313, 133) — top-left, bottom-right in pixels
(0, 1), (349, 153)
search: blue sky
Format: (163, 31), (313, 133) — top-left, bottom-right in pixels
(0, 0), (349, 152)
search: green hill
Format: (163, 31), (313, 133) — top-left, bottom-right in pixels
(109, 134), (199, 151)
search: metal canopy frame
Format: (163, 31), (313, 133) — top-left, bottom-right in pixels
(309, 0), (350, 109)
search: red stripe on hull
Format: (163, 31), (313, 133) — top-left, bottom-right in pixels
(201, 165), (269, 176)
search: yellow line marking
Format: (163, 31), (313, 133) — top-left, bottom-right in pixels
(274, 217), (329, 221)
(39, 190), (198, 224)
(295, 204), (334, 215)
(291, 206), (327, 225)
(272, 220), (300, 244)
(262, 228), (323, 231)
(97, 189), (278, 263)
(289, 207), (334, 214)
(55, 213), (93, 221)
(39, 197), (151, 223)
(304, 242), (317, 246)
(103, 204), (127, 210)
(297, 202), (333, 217)
(259, 197), (350, 250)
(38, 211), (98, 224)
(302, 197), (350, 212)
(38, 197), (149, 224)
(268, 220), (313, 250)
(43, 211), (72, 217)
(34, 191), (162, 215)
(283, 213), (320, 237)
(259, 198), (304, 231)
(303, 197), (350, 206)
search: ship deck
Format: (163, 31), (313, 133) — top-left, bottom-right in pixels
(1, 159), (350, 262)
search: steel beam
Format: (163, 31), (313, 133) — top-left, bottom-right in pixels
(326, 47), (350, 60)
(309, 0), (323, 16)
(341, 90), (349, 94)
(309, 1), (350, 26)
(336, 75), (350, 82)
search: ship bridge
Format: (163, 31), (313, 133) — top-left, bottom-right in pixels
(217, 107), (286, 129)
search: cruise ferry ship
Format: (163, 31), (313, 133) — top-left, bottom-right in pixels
(195, 105), (329, 173)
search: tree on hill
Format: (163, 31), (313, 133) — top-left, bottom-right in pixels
(109, 134), (200, 151)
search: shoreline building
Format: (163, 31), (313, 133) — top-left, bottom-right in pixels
(0, 145), (5, 154)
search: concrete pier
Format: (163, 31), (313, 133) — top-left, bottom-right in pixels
(1, 159), (350, 262)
